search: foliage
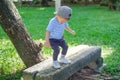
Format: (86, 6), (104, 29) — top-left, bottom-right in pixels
(0, 5), (120, 79)
(101, 0), (120, 10)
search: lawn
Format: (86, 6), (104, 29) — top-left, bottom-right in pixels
(0, 5), (120, 79)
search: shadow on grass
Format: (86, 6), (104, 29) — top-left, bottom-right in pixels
(0, 71), (23, 80)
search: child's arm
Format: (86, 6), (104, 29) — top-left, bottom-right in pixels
(65, 27), (76, 35)
(44, 31), (51, 48)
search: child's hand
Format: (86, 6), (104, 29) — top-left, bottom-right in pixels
(44, 42), (51, 48)
(71, 30), (76, 35)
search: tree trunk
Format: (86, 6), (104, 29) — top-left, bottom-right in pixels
(41, 0), (49, 6)
(85, 0), (89, 5)
(55, 0), (61, 12)
(0, 0), (44, 68)
(18, 0), (22, 7)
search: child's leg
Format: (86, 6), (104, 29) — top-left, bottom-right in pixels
(49, 39), (60, 61)
(60, 39), (68, 56)
(59, 39), (71, 64)
(49, 39), (61, 68)
(53, 46), (60, 61)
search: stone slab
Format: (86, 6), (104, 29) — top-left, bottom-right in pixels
(23, 45), (102, 80)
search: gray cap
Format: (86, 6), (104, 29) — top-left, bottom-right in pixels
(56, 6), (72, 18)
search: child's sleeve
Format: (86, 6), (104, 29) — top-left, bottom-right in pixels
(65, 22), (69, 28)
(46, 21), (54, 32)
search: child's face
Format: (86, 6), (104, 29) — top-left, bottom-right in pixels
(61, 17), (70, 23)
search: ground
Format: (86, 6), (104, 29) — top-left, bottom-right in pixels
(68, 67), (120, 80)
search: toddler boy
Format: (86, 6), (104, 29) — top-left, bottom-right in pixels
(45, 6), (76, 69)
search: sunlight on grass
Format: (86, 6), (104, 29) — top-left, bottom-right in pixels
(20, 12), (25, 15)
(0, 39), (25, 75)
(101, 46), (114, 58)
(37, 7), (46, 10)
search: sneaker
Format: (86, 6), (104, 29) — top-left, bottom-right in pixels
(59, 57), (71, 64)
(53, 60), (61, 69)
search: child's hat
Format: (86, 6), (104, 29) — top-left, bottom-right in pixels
(56, 6), (72, 18)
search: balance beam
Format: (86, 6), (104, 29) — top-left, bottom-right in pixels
(23, 45), (103, 80)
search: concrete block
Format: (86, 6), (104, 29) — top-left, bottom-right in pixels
(23, 45), (102, 80)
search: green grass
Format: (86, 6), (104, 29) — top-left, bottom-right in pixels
(0, 5), (120, 79)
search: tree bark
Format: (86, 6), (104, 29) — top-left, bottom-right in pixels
(0, 0), (44, 67)
(55, 0), (61, 12)
(18, 0), (22, 7)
